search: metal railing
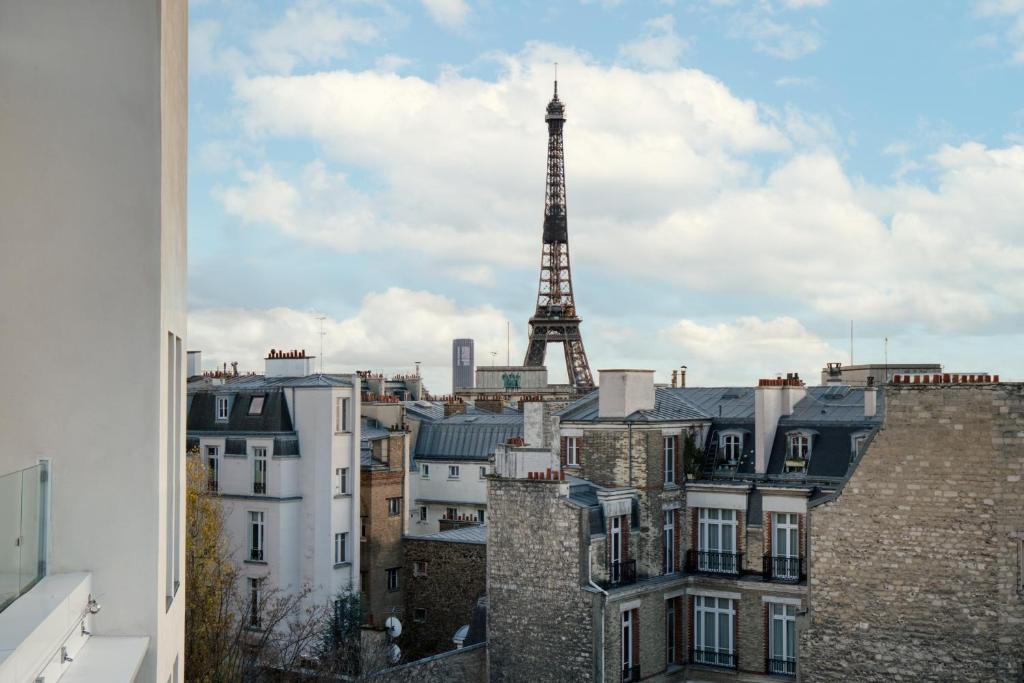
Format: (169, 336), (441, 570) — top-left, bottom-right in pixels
(253, 481), (266, 495)
(621, 664), (641, 682)
(249, 547), (264, 562)
(1, 462), (49, 613)
(608, 559), (637, 587)
(686, 549), (742, 575)
(767, 657), (796, 676)
(690, 648), (736, 669)
(762, 555), (805, 582)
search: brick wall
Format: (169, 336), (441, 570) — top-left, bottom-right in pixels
(801, 384), (1024, 681)
(487, 478), (596, 681)
(402, 536), (485, 660)
(361, 467), (405, 628)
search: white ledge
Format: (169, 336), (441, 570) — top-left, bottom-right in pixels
(60, 636), (149, 683)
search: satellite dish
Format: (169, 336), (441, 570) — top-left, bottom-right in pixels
(385, 616), (402, 638)
(388, 644), (401, 664)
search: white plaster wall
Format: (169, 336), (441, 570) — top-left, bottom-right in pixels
(413, 461), (489, 506)
(598, 370), (655, 419)
(0, 2), (187, 680)
(754, 388), (783, 474)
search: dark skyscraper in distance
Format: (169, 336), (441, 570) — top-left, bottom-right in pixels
(452, 338), (475, 392)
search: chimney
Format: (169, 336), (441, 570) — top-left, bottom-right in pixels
(444, 400), (467, 418)
(864, 386), (877, 418)
(265, 348), (316, 377)
(523, 401), (546, 447)
(671, 369), (678, 388)
(598, 370), (655, 419)
(475, 397), (504, 414)
(753, 373), (806, 474)
(186, 350), (202, 378)
(679, 366), (687, 388)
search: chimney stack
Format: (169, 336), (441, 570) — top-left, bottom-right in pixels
(598, 369), (655, 419)
(679, 366), (687, 388)
(265, 348), (316, 377)
(671, 369), (678, 388)
(864, 386), (877, 418)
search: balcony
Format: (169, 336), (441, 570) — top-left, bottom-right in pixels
(686, 549), (742, 576)
(621, 664), (641, 682)
(607, 559), (637, 587)
(690, 647), (736, 669)
(762, 555), (805, 583)
(253, 481), (266, 495)
(249, 548), (264, 562)
(768, 657), (797, 677)
(1, 463), (48, 613)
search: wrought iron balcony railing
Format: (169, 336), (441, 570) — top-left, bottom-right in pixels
(762, 554), (805, 582)
(608, 559), (637, 587)
(249, 547), (264, 562)
(690, 647), (736, 669)
(686, 549), (742, 575)
(253, 481), (266, 495)
(767, 657), (796, 676)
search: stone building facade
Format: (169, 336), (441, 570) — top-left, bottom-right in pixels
(403, 526), (487, 660)
(800, 382), (1024, 681)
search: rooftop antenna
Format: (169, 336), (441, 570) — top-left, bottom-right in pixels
(849, 320), (854, 366)
(884, 336), (888, 383)
(316, 315), (327, 373)
(490, 351), (497, 367)
(554, 62), (558, 97)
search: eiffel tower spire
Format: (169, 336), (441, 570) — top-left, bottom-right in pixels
(523, 80), (594, 391)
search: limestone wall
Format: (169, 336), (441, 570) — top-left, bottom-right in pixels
(800, 384), (1024, 681)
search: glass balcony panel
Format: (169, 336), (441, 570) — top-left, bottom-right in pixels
(0, 464), (47, 613)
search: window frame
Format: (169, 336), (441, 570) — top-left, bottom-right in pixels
(768, 602), (797, 674)
(477, 509), (485, 524)
(386, 567), (400, 592)
(566, 436), (579, 467)
(419, 505), (428, 522)
(448, 464), (460, 479)
(663, 509), (676, 574)
(413, 560), (428, 577)
(248, 577), (263, 629)
(334, 532), (348, 565)
(663, 435), (676, 485)
(421, 464), (430, 479)
(693, 596), (735, 667)
(697, 508), (738, 573)
(206, 446), (220, 493)
(247, 395), (265, 416)
(335, 396), (351, 433)
(446, 506), (458, 520)
(413, 607), (427, 623)
(336, 467), (349, 495)
(479, 465), (488, 479)
(253, 447), (267, 495)
(387, 497), (402, 517)
(248, 511), (265, 562)
(215, 395), (230, 421)
(721, 433), (742, 462)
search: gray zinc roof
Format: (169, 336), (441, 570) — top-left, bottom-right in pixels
(414, 413), (523, 462)
(557, 387), (710, 422)
(415, 525), (487, 544)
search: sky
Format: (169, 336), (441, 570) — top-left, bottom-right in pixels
(187, 0), (1024, 392)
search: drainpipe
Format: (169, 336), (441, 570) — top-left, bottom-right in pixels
(627, 422), (633, 485)
(587, 542), (608, 682)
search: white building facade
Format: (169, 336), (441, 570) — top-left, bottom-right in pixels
(187, 354), (362, 616)
(0, 1), (187, 680)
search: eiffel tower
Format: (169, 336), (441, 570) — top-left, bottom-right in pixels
(522, 80), (595, 391)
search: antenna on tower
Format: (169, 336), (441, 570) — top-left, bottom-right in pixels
(316, 315), (327, 374)
(554, 62), (558, 96)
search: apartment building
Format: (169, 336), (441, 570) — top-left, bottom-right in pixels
(409, 412), (522, 535)
(186, 350), (362, 616)
(488, 369), (882, 682)
(0, 2), (187, 681)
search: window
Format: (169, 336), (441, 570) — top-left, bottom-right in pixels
(693, 596), (735, 668)
(387, 497), (402, 517)
(697, 508), (738, 573)
(788, 433), (810, 459)
(413, 608), (427, 623)
(446, 507), (458, 520)
(206, 446), (219, 492)
(419, 506), (428, 522)
(361, 520), (367, 540)
(665, 597), (683, 666)
(851, 434), (868, 462)
(663, 509), (676, 574)
(768, 603), (797, 675)
(248, 578), (262, 628)
(335, 396), (350, 433)
(663, 435), (676, 485)
(413, 560), (428, 577)
(249, 512), (265, 561)
(448, 465), (460, 479)
(216, 396), (229, 420)
(334, 532), (347, 564)
(253, 447), (267, 495)
(771, 513), (800, 580)
(621, 609), (638, 681)
(566, 436), (580, 467)
(421, 464), (430, 479)
(476, 509), (485, 524)
(722, 434), (742, 462)
(386, 567), (400, 592)
(336, 467), (349, 495)
(248, 395), (265, 415)
(479, 465), (487, 479)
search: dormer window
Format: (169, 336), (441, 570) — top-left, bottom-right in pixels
(215, 396), (229, 420)
(721, 433), (742, 463)
(850, 432), (869, 462)
(248, 395), (265, 416)
(786, 432), (811, 472)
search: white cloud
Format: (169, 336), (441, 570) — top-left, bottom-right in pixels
(976, 0), (1024, 62)
(780, 0), (828, 8)
(774, 75), (816, 87)
(618, 15), (688, 69)
(188, 288), (514, 393)
(421, 0), (470, 30)
(251, 0), (378, 74)
(709, 0), (827, 60)
(661, 316), (841, 385)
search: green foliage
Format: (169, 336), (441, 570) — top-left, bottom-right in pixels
(683, 431), (703, 478)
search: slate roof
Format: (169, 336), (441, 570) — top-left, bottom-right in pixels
(222, 373), (354, 389)
(187, 390), (294, 434)
(413, 413), (523, 462)
(557, 387), (710, 422)
(415, 525), (487, 544)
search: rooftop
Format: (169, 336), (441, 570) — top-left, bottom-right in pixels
(413, 525), (487, 545)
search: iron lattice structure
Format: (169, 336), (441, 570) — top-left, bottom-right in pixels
(523, 82), (595, 391)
